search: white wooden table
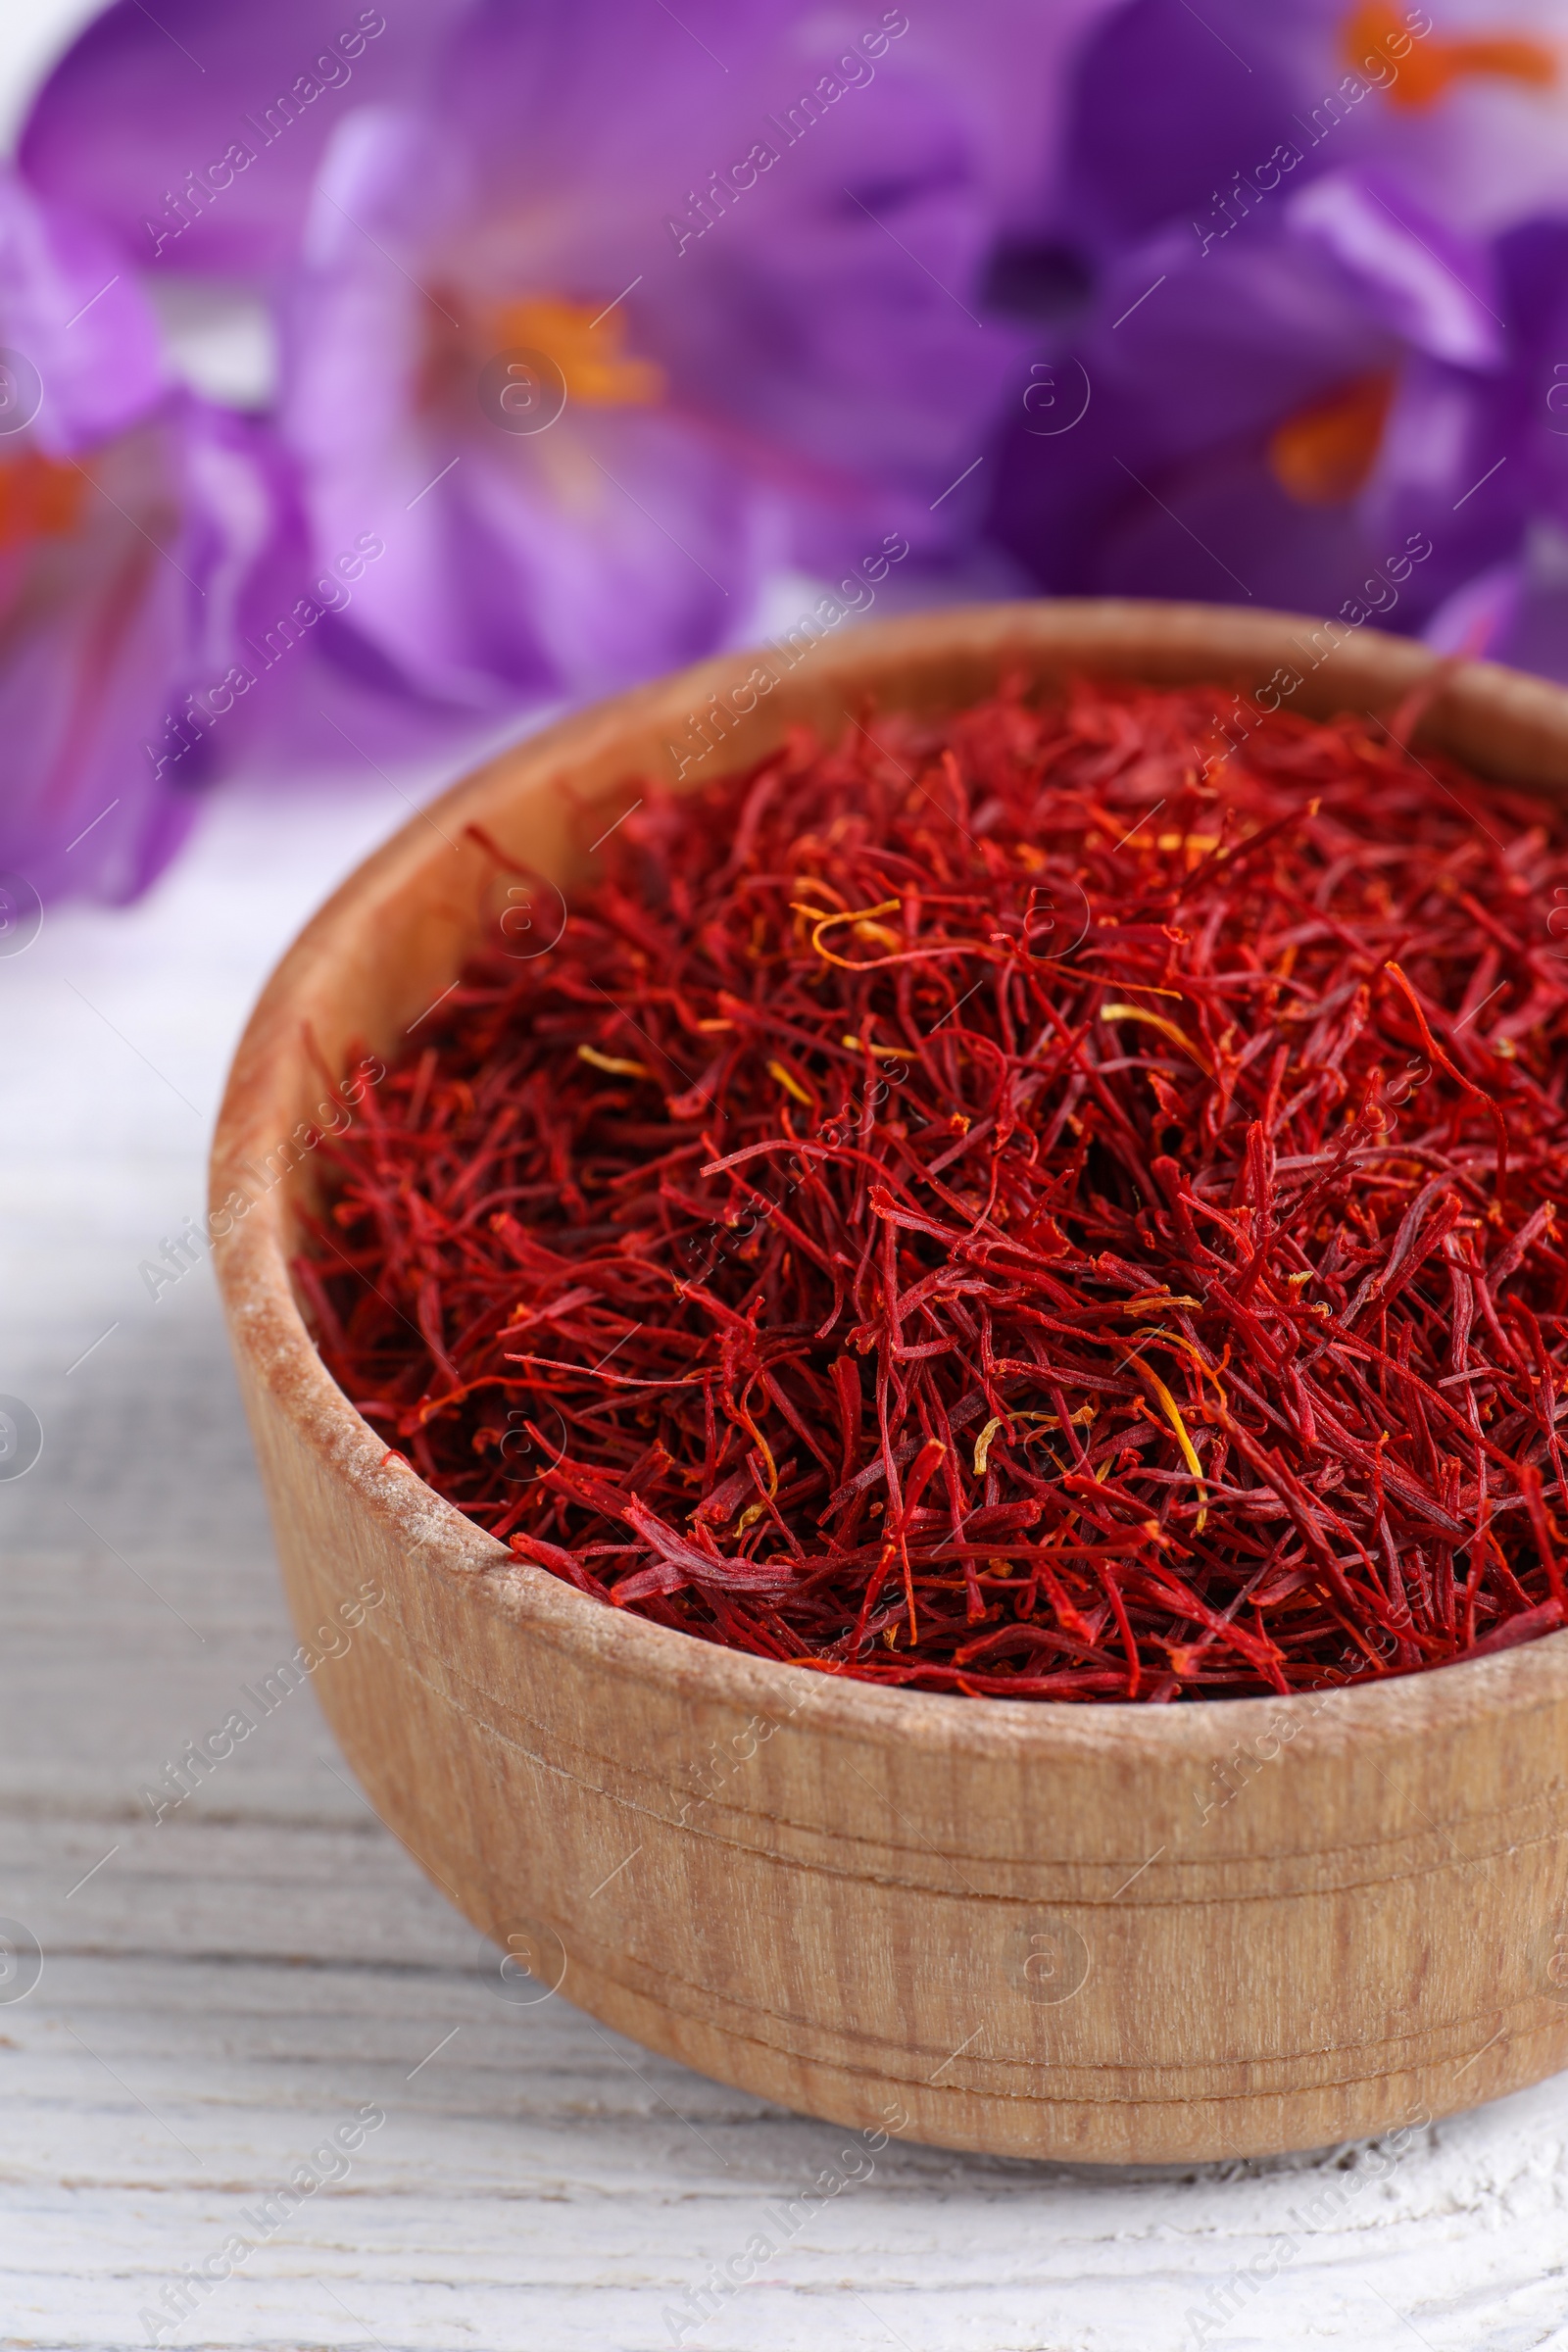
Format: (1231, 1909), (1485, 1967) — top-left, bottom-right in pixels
(4, 766), (1568, 2352)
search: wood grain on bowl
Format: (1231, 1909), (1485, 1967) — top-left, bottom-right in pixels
(211, 599), (1568, 2162)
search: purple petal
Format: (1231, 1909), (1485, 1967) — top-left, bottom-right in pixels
(0, 171), (166, 448)
(1423, 558), (1522, 659)
(0, 398), (274, 905)
(1288, 170), (1504, 369)
(1053, 0), (1323, 259)
(0, 181), (291, 905)
(19, 0), (466, 278)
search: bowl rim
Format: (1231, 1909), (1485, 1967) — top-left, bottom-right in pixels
(211, 595), (1568, 1760)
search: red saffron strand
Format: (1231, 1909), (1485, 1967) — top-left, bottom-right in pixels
(299, 676), (1568, 1700)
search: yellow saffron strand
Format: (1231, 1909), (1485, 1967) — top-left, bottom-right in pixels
(1100, 1003), (1215, 1076)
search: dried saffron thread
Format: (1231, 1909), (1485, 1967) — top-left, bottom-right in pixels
(299, 676), (1568, 1702)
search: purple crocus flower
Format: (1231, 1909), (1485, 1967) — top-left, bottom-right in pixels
(0, 170), (282, 906)
(267, 0), (1070, 712)
(976, 0), (1568, 678)
(985, 160), (1568, 670)
(20, 0), (1125, 725)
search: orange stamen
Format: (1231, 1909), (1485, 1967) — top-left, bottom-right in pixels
(485, 296), (664, 407)
(0, 448), (87, 553)
(1267, 371), (1396, 508)
(1346, 4), (1557, 109)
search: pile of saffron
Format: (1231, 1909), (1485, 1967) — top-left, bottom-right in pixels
(299, 679), (1568, 1701)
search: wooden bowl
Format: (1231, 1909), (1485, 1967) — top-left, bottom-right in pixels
(212, 600), (1568, 2164)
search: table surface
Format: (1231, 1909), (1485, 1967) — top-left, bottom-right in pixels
(3, 767), (1568, 2352)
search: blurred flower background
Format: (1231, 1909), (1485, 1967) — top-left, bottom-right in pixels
(4, 0), (1568, 906)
